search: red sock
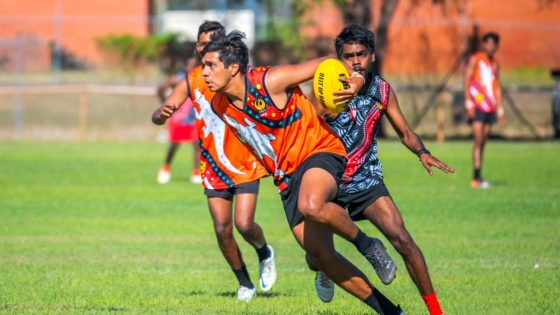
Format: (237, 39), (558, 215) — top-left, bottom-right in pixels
(161, 164), (170, 171)
(422, 292), (444, 315)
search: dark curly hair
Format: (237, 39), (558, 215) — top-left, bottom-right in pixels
(335, 24), (376, 58)
(482, 32), (500, 45)
(201, 30), (249, 74)
(197, 20), (225, 40)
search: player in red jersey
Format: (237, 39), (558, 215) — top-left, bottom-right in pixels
(464, 32), (505, 188)
(201, 30), (400, 314)
(152, 21), (275, 302)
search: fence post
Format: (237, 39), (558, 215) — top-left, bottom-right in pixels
(14, 33), (22, 137)
(436, 92), (446, 142)
(79, 90), (88, 141)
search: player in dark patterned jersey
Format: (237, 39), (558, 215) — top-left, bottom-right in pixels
(310, 25), (455, 315)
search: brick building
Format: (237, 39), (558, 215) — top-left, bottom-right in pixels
(0, 0), (558, 74)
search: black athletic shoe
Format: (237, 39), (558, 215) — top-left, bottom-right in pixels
(395, 305), (406, 315)
(364, 238), (397, 285)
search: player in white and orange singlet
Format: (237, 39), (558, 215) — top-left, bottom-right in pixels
(464, 32), (505, 189)
(152, 21), (275, 302)
(201, 30), (399, 313)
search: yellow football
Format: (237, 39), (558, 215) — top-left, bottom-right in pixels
(313, 58), (350, 113)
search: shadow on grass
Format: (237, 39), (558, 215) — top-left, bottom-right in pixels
(184, 289), (205, 297)
(64, 305), (129, 312)
(216, 291), (291, 298)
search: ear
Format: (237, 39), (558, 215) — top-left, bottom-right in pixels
(371, 52), (376, 63)
(228, 63), (240, 77)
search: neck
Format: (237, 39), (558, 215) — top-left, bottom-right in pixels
(223, 73), (246, 108)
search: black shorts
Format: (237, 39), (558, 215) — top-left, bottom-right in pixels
(335, 183), (390, 221)
(204, 180), (260, 200)
(279, 153), (346, 229)
(471, 108), (496, 124)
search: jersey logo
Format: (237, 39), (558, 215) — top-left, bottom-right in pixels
(253, 98), (266, 111)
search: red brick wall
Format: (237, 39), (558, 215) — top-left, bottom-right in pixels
(0, 0), (150, 68)
(302, 0), (560, 75)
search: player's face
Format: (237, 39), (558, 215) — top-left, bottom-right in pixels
(196, 31), (214, 54)
(482, 39), (499, 56)
(340, 43), (375, 76)
(202, 51), (231, 92)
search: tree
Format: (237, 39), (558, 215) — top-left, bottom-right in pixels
(96, 33), (177, 83)
(334, 0), (399, 76)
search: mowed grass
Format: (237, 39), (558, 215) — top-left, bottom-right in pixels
(0, 140), (559, 314)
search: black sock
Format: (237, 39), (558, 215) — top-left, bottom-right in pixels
(373, 288), (401, 314)
(363, 292), (384, 314)
(351, 230), (374, 254)
(255, 243), (271, 262)
(233, 265), (254, 289)
(474, 168), (481, 180)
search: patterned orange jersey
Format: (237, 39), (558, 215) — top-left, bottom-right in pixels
(187, 65), (269, 190)
(211, 66), (346, 191)
(467, 52), (499, 113)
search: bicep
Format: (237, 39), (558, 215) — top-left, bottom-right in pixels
(265, 57), (327, 92)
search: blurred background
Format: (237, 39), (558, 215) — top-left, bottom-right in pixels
(1, 0), (559, 141)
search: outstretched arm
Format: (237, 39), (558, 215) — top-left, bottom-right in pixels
(151, 78), (189, 125)
(265, 57), (365, 110)
(385, 86), (455, 175)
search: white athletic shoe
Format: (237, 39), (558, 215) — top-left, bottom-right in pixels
(190, 174), (202, 184)
(314, 271), (334, 303)
(258, 245), (277, 292)
(237, 286), (256, 302)
(157, 167), (171, 184)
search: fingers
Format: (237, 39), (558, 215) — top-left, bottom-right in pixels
(421, 155), (455, 174)
(422, 160), (433, 175)
(160, 103), (178, 118)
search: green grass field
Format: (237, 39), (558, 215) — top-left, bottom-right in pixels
(1, 140), (559, 314)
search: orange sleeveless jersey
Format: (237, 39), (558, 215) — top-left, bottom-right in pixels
(468, 52), (499, 113)
(187, 65), (269, 190)
(211, 66), (346, 191)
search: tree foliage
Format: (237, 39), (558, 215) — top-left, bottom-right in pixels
(96, 33), (179, 82)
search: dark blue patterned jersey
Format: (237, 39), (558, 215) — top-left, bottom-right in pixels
(327, 75), (390, 194)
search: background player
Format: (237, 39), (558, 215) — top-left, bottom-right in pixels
(156, 57), (201, 184)
(309, 24), (454, 315)
(152, 21), (276, 302)
(464, 32), (505, 188)
(201, 30), (402, 314)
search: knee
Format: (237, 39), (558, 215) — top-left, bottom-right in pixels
(390, 230), (416, 255)
(214, 222), (233, 243)
(298, 198), (327, 223)
(234, 219), (254, 236)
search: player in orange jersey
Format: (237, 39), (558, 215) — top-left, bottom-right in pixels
(156, 57), (201, 184)
(152, 21), (275, 302)
(201, 30), (400, 314)
(464, 32), (505, 189)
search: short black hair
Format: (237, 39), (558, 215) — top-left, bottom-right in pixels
(197, 20), (225, 40)
(482, 32), (500, 45)
(201, 31), (249, 74)
(335, 24), (376, 58)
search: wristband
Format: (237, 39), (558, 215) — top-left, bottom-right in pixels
(416, 148), (430, 157)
